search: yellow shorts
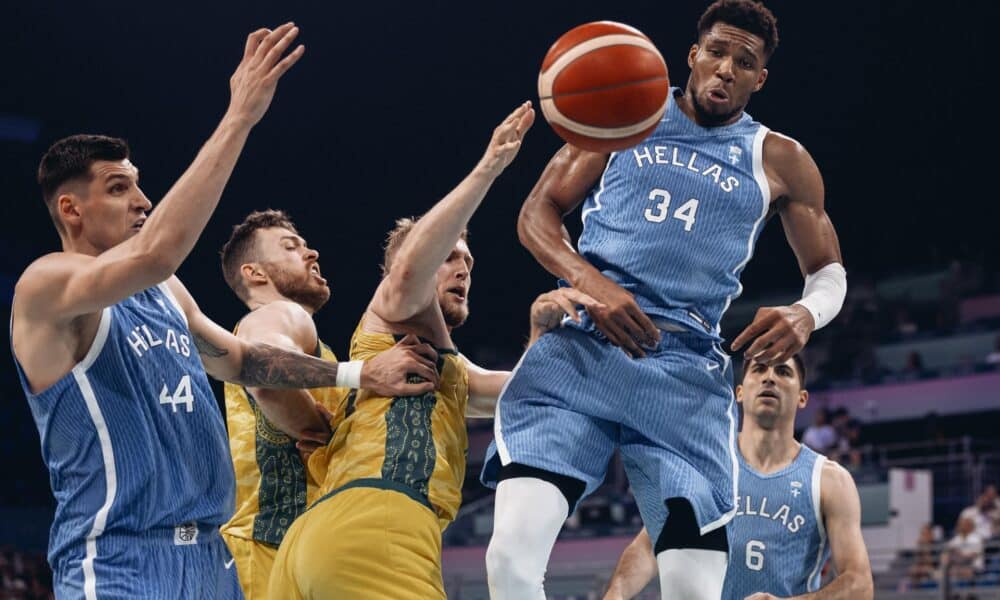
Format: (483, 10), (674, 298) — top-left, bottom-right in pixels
(221, 533), (278, 600)
(269, 480), (445, 599)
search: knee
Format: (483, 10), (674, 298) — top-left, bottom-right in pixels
(485, 530), (543, 589)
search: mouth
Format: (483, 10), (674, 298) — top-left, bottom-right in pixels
(446, 287), (467, 302)
(131, 218), (146, 231)
(309, 263), (326, 284)
(757, 390), (780, 404)
(707, 88), (729, 103)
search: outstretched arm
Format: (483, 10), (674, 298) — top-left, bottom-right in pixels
(231, 301), (333, 443)
(163, 277), (440, 397)
(16, 25), (304, 324)
(732, 134), (845, 365)
(603, 528), (658, 600)
(370, 102), (534, 323)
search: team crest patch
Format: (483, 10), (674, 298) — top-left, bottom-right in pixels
(728, 145), (742, 165)
(174, 522), (199, 545)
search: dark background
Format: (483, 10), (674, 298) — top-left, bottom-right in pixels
(1, 2), (995, 501)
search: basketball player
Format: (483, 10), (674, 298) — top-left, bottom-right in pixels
(217, 209), (441, 598)
(482, 2), (847, 598)
(10, 26), (438, 598)
(269, 102), (599, 599)
(603, 355), (873, 599)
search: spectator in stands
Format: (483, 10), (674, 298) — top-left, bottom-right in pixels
(985, 335), (1000, 366)
(802, 407), (838, 454)
(892, 304), (919, 339)
(959, 486), (1000, 541)
(906, 523), (939, 587)
(942, 516), (985, 582)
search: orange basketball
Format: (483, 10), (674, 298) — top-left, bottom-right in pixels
(537, 21), (670, 153)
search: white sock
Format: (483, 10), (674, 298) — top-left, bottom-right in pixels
(657, 548), (727, 600)
(486, 477), (569, 599)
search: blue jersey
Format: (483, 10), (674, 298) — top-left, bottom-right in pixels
(12, 283), (235, 573)
(723, 445), (830, 598)
(577, 88), (770, 340)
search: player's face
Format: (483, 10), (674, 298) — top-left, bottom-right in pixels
(435, 239), (473, 328)
(736, 357), (807, 430)
(255, 227), (331, 312)
(686, 23), (768, 126)
(71, 160), (151, 251)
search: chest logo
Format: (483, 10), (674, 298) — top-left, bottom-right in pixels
(728, 145), (743, 165)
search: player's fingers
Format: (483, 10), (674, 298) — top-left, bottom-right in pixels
(548, 294), (579, 322)
(561, 288), (602, 311)
(624, 305), (659, 347)
(397, 333), (421, 346)
(244, 28), (270, 60)
(406, 348), (438, 373)
(743, 327), (783, 361)
(314, 401), (334, 422)
(410, 342), (439, 364)
(262, 26), (300, 70)
(269, 44), (305, 79)
(515, 106), (536, 137)
(295, 438), (324, 451)
(610, 316), (647, 358)
(731, 315), (772, 351)
(401, 381), (437, 396)
(408, 362), (440, 386)
(253, 22), (296, 63)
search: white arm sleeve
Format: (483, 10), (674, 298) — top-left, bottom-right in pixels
(793, 262), (847, 330)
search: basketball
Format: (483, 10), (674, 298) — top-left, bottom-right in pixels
(537, 21), (670, 153)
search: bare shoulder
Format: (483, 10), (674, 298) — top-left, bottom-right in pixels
(15, 253), (88, 315)
(821, 458), (861, 504)
(762, 130), (823, 204)
(239, 300), (318, 351)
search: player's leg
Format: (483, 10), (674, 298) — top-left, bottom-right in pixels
(221, 532), (276, 599)
(485, 465), (587, 599)
(481, 327), (620, 599)
(619, 333), (738, 600)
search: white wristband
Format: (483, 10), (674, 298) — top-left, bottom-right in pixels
(335, 360), (364, 389)
(793, 262), (847, 331)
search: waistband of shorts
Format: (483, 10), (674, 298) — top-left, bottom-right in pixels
(650, 318), (690, 333)
(312, 478), (435, 513)
(101, 522), (222, 545)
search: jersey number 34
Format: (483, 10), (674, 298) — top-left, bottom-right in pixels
(643, 188), (699, 231)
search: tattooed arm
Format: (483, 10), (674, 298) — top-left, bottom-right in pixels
(165, 277), (440, 396)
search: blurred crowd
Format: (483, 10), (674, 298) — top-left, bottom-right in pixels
(0, 548), (51, 600)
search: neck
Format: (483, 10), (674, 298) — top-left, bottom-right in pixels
(63, 234), (102, 257)
(739, 420), (800, 474)
(247, 289), (314, 315)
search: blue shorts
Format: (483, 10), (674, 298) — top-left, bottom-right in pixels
(481, 318), (738, 543)
(53, 525), (242, 599)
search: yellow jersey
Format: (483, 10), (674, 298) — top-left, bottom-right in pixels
(308, 318), (469, 529)
(221, 333), (350, 547)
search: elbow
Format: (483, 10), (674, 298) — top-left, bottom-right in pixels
(848, 570), (874, 600)
(517, 197), (540, 250)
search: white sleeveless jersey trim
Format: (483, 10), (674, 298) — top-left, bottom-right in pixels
(156, 282), (188, 328)
(807, 455), (828, 591)
(581, 152), (617, 228)
(71, 307), (116, 600)
(702, 345), (739, 535)
(713, 125), (771, 336)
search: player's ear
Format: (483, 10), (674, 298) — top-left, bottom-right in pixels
(753, 68), (768, 92)
(735, 384), (744, 404)
(58, 193), (83, 228)
(797, 388), (809, 409)
(687, 44), (699, 69)
(241, 263), (268, 286)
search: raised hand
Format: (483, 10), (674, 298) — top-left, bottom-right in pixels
(360, 334), (440, 397)
(227, 23), (306, 127)
(575, 269), (660, 358)
(731, 304), (815, 365)
(477, 101), (536, 176)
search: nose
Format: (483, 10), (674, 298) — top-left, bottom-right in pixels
(135, 190), (153, 212)
(304, 247), (319, 261)
(715, 57), (735, 82)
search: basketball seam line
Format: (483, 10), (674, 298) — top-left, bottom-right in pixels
(538, 75), (667, 101)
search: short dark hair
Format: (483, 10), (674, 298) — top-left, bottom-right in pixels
(220, 209), (299, 302)
(741, 354), (807, 387)
(381, 217), (468, 277)
(698, 0), (779, 60)
(37, 134), (130, 234)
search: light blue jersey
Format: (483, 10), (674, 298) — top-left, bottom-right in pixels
(723, 445), (830, 598)
(12, 283), (239, 599)
(577, 87), (770, 340)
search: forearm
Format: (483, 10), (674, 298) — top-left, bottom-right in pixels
(518, 195), (600, 287)
(236, 342), (341, 389)
(247, 387), (330, 439)
(392, 167), (497, 286)
(790, 571), (873, 600)
(603, 532), (658, 600)
(137, 116), (252, 273)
